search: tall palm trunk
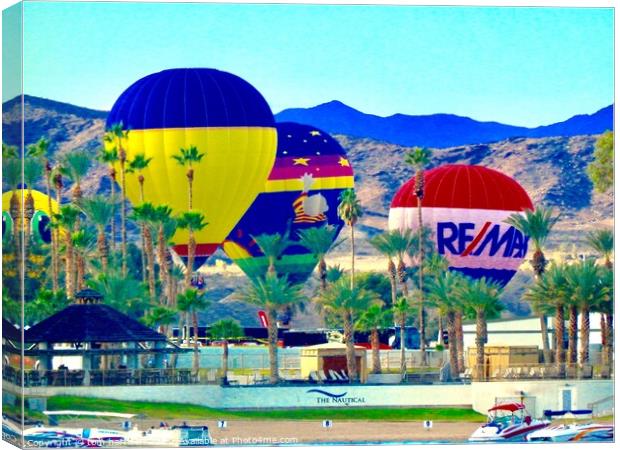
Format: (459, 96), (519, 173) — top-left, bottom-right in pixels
(76, 254), (85, 291)
(399, 315), (407, 381)
(97, 228), (108, 273)
(138, 177), (147, 283)
(267, 308), (279, 384)
(600, 314), (607, 366)
(447, 311), (459, 379)
(555, 304), (565, 377)
(319, 258), (327, 291)
(54, 174), (63, 284)
(567, 305), (578, 365)
(370, 327), (381, 374)
(387, 260), (397, 308)
(221, 340), (229, 384)
(23, 189), (35, 271)
(119, 150), (127, 277)
(579, 306), (590, 365)
(475, 309), (486, 381)
(344, 310), (357, 382)
(186, 231), (195, 287)
(10, 191), (22, 283)
(192, 311), (200, 375)
(157, 226), (171, 306)
(455, 311), (465, 373)
(417, 206), (426, 366)
(144, 226), (156, 302)
(45, 163), (59, 292)
(65, 230), (74, 298)
(397, 258), (409, 296)
(604, 314), (613, 370)
(108, 169), (117, 259)
(350, 225), (355, 289)
(539, 315), (552, 364)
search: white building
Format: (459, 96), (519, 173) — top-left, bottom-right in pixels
(462, 313), (604, 350)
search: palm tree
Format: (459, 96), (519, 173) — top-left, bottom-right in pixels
(131, 203), (158, 302)
(337, 189), (363, 289)
(505, 206), (560, 364)
(457, 277), (504, 381)
(427, 271), (465, 379)
(171, 145), (206, 211)
(143, 306), (177, 335)
(128, 153), (153, 281)
(405, 147), (431, 365)
(297, 225), (341, 290)
(23, 157), (43, 266)
(369, 231), (399, 308)
(27, 137), (58, 291)
(153, 205), (175, 307)
(318, 278), (376, 382)
(524, 263), (569, 376)
(78, 195), (116, 273)
(54, 206), (80, 298)
(252, 230), (292, 275)
(105, 122), (130, 276)
(51, 165), (64, 281)
(598, 268), (613, 368)
(209, 319), (244, 384)
(565, 260), (608, 365)
(240, 273), (305, 384)
(326, 265), (345, 283)
(71, 230), (95, 291)
(177, 211), (208, 287)
(88, 269), (150, 318)
(392, 296), (416, 381)
(177, 288), (210, 375)
(60, 151), (91, 207)
(97, 146), (119, 254)
(356, 304), (390, 374)
(586, 229), (613, 269)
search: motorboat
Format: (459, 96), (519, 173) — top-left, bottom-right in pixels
(18, 410), (212, 447)
(527, 410), (613, 442)
(469, 402), (549, 442)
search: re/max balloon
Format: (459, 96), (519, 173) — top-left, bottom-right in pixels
(388, 164), (533, 287)
(2, 189), (59, 245)
(222, 122), (355, 283)
(106, 68), (277, 269)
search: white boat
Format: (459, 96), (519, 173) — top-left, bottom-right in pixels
(469, 402), (550, 442)
(527, 422), (613, 442)
(19, 411), (212, 447)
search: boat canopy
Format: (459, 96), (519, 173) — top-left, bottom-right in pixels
(488, 402), (525, 413)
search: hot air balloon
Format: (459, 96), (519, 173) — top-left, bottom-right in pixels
(106, 68), (277, 269)
(388, 164), (533, 287)
(2, 189), (59, 245)
(222, 122), (355, 283)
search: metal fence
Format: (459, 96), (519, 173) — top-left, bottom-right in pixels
(463, 362), (614, 382)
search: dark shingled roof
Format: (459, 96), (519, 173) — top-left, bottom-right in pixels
(2, 318), (21, 342)
(25, 304), (166, 343)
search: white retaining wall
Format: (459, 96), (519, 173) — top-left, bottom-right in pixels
(8, 379), (612, 418)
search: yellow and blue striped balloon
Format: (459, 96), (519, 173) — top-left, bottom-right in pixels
(106, 68), (277, 269)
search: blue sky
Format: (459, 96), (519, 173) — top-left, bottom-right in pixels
(5, 2), (615, 127)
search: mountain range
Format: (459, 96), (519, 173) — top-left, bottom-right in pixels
(276, 101), (613, 148)
(2, 95), (614, 320)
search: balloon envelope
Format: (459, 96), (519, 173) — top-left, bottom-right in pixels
(2, 189), (59, 245)
(222, 122), (355, 283)
(106, 68), (277, 269)
(388, 164), (533, 287)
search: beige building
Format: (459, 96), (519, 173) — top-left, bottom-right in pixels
(300, 342), (367, 382)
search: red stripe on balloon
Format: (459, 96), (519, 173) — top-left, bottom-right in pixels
(460, 221), (492, 257)
(172, 243), (219, 257)
(269, 165), (353, 180)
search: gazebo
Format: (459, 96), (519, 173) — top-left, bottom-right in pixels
(21, 289), (189, 386)
(300, 342), (367, 383)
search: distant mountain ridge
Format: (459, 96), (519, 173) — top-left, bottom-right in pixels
(276, 100), (613, 148)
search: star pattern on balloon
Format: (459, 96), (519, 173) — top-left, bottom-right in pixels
(338, 157), (350, 167)
(293, 157), (311, 166)
(310, 130), (321, 136)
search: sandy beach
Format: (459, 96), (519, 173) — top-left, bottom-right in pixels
(70, 418), (481, 445)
